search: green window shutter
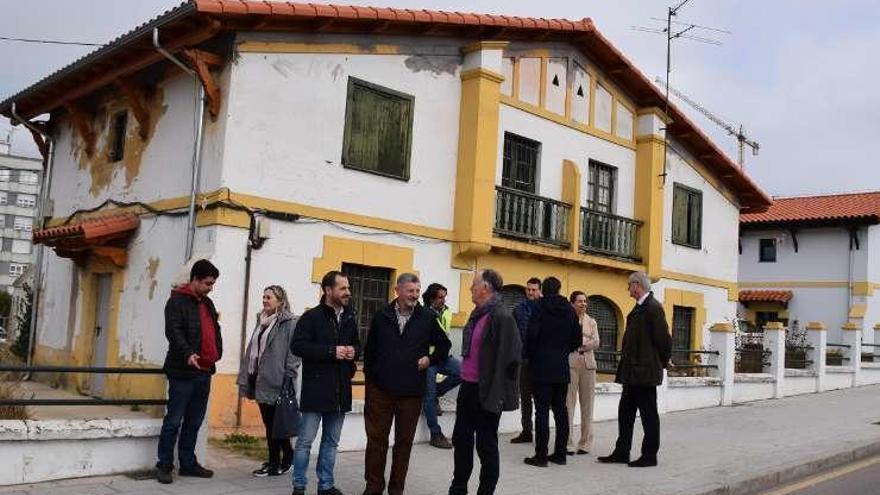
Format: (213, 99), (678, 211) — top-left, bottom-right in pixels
(342, 78), (413, 180)
(672, 185), (689, 244)
(688, 191), (702, 247)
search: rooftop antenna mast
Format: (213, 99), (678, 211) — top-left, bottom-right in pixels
(632, 0), (730, 182)
(655, 77), (760, 167)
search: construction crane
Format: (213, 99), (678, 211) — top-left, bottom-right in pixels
(655, 77), (760, 168)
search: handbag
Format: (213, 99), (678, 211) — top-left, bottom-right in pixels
(271, 375), (301, 439)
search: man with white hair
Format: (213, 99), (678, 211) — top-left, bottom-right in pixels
(598, 271), (671, 468)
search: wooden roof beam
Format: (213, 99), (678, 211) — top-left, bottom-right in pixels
(116, 77), (152, 140)
(181, 49), (222, 120)
(63, 101), (96, 157)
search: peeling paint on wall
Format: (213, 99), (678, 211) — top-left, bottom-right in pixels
(146, 257), (160, 300)
(70, 87), (167, 198)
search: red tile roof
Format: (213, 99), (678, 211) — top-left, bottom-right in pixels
(741, 191), (880, 226)
(0, 0), (771, 210)
(738, 290), (793, 304)
(33, 214), (141, 244)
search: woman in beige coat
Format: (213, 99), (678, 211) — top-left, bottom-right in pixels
(566, 291), (599, 455)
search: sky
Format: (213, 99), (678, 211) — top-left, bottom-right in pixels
(1, 0), (878, 198)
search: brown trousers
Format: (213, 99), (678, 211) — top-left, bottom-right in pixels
(364, 381), (422, 494)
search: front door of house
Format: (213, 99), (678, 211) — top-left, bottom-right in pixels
(90, 273), (113, 397)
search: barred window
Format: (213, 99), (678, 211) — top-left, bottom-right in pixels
(341, 263), (392, 346)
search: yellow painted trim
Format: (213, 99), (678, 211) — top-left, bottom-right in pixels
(660, 270), (738, 300)
(461, 40), (509, 53)
(764, 321), (785, 331)
(806, 321), (827, 331)
(455, 272), (475, 328)
(635, 133), (666, 280)
(461, 68), (505, 84)
(842, 322), (859, 331)
(500, 96), (637, 150)
(196, 206), (250, 228)
(849, 304), (867, 319)
(561, 159), (582, 255)
(489, 237), (645, 273)
(452, 54), (504, 269)
(588, 70), (597, 128)
(511, 57), (520, 100)
(663, 288), (706, 353)
(874, 323), (880, 330)
(564, 65), (572, 119)
(741, 302), (790, 328)
(851, 281), (880, 296)
(311, 236), (415, 303)
(237, 41), (402, 55)
(610, 92), (618, 140)
(538, 57), (548, 109)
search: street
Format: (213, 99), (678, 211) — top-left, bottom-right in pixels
(762, 456), (880, 495)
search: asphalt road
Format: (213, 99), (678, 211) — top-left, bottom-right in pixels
(763, 456), (880, 495)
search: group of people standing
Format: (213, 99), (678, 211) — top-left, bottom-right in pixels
(154, 259), (672, 495)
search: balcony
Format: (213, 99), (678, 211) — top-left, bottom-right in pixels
(494, 186), (571, 247)
(580, 208), (642, 261)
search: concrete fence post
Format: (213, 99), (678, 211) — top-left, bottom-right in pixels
(709, 322), (736, 406)
(764, 322), (786, 398)
(874, 324), (880, 350)
(806, 321), (827, 392)
(841, 322), (862, 387)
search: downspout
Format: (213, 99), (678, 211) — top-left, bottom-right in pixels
(236, 220), (255, 428)
(152, 27), (205, 260)
(10, 102), (55, 378)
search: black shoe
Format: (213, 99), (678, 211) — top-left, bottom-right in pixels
(179, 463), (214, 478)
(597, 453), (630, 464)
(548, 453), (567, 465)
(567, 450), (575, 456)
(362, 491), (382, 495)
(628, 457), (658, 467)
(318, 488), (345, 495)
(577, 449), (589, 455)
(292, 489), (305, 495)
(523, 455), (548, 467)
(156, 465), (173, 484)
(275, 463), (292, 475)
(510, 432), (533, 444)
(252, 462), (274, 477)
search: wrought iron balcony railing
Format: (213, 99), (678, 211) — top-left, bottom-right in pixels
(580, 208), (642, 261)
(494, 186), (571, 247)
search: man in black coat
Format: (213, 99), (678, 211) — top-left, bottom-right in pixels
(523, 277), (582, 467)
(599, 271), (672, 468)
(290, 271), (360, 495)
(157, 259), (222, 484)
(362, 273), (451, 495)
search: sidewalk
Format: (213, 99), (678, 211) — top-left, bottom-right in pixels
(3, 384), (880, 495)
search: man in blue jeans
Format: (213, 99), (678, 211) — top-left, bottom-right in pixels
(422, 283), (462, 449)
(157, 259), (222, 484)
(290, 271), (360, 495)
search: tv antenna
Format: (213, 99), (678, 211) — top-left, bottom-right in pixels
(655, 77), (759, 168)
(631, 0), (731, 181)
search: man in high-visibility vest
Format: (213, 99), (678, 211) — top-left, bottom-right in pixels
(421, 283), (462, 449)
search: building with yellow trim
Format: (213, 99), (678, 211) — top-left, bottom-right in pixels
(0, 1), (771, 435)
(739, 192), (880, 343)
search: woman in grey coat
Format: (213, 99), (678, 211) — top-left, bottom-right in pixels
(236, 285), (300, 477)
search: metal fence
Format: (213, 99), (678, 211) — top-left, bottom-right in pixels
(579, 208), (642, 260)
(0, 365), (167, 407)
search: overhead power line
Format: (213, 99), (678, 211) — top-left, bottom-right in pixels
(0, 35), (109, 47)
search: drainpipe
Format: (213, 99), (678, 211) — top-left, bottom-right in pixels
(152, 27), (205, 260)
(10, 102), (55, 378)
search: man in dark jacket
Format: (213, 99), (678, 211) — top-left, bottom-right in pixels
(599, 271), (672, 468)
(449, 269), (521, 495)
(523, 277), (582, 467)
(510, 277), (541, 444)
(362, 273), (452, 495)
(290, 271), (360, 495)
(157, 259), (222, 484)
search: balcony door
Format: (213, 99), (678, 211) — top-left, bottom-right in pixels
(501, 132), (539, 193)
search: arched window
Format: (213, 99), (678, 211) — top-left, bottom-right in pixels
(588, 295), (620, 373)
(499, 284), (526, 314)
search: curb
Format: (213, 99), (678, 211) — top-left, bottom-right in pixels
(694, 439), (880, 495)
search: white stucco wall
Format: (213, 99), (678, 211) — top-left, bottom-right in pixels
(498, 105), (637, 217)
(661, 144), (740, 283)
(653, 278), (737, 345)
(739, 228), (854, 282)
(221, 34), (462, 231)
